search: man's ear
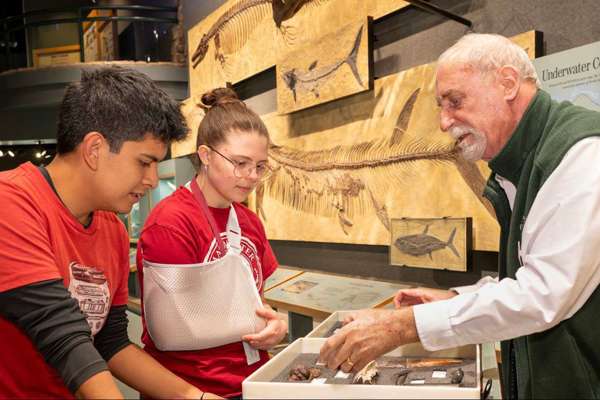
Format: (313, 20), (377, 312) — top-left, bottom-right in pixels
(498, 66), (521, 101)
(197, 145), (210, 167)
(81, 132), (105, 171)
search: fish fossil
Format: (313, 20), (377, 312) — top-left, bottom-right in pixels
(191, 0), (327, 69)
(281, 25), (365, 101)
(394, 225), (460, 259)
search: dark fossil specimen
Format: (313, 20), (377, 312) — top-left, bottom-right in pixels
(394, 224), (460, 259)
(288, 364), (322, 381)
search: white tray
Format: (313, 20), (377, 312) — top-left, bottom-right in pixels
(306, 310), (355, 338)
(243, 338), (481, 399)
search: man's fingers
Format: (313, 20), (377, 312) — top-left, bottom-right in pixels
(319, 326), (350, 366)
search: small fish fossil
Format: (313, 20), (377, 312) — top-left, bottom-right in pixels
(394, 225), (460, 259)
(281, 25), (365, 101)
(352, 360), (378, 384)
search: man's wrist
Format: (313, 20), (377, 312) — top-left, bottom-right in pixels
(393, 307), (418, 345)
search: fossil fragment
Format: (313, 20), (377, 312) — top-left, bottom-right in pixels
(450, 368), (464, 384)
(394, 368), (411, 385)
(288, 364), (322, 381)
(352, 360), (378, 384)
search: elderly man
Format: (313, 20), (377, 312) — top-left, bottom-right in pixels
(320, 33), (600, 399)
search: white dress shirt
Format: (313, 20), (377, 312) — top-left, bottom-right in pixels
(414, 137), (600, 350)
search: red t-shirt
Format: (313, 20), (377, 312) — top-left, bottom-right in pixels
(0, 162), (130, 398)
(137, 185), (278, 398)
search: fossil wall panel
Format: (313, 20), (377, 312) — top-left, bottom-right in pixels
(390, 217), (471, 272)
(186, 0), (409, 104)
(276, 18), (372, 114)
(251, 63), (501, 251)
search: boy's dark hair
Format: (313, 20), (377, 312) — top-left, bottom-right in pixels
(56, 66), (188, 154)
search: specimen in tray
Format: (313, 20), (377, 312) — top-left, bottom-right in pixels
(288, 364), (322, 381)
(277, 354), (475, 387)
(353, 360), (378, 384)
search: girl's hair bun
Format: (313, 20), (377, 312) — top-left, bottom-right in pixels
(199, 87), (241, 110)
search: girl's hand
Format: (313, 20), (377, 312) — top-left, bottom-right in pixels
(242, 307), (288, 350)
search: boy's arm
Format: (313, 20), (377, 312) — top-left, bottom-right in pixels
(107, 343), (208, 399)
(0, 279), (123, 398)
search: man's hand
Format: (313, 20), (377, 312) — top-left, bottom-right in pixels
(242, 307), (288, 350)
(394, 287), (458, 308)
(319, 308), (418, 373)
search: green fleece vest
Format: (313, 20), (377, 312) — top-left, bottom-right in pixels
(483, 90), (600, 399)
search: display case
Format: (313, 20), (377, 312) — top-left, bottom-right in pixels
(243, 338), (481, 399)
(149, 175), (177, 208)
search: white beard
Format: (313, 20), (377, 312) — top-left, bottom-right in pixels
(450, 125), (487, 162)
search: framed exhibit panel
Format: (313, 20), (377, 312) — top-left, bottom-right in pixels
(243, 338), (481, 399)
(264, 272), (410, 320)
(83, 19), (99, 62)
(99, 20), (118, 61)
(33, 45), (80, 67)
(83, 9), (117, 62)
(276, 17), (372, 114)
(389, 217), (471, 272)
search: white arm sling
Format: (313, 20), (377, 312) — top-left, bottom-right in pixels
(142, 179), (265, 362)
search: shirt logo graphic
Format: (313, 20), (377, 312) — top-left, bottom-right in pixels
(68, 262), (110, 335)
(205, 234), (264, 291)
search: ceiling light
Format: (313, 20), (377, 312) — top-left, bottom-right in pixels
(7, 150), (14, 157)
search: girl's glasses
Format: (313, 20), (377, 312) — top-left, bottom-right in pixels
(208, 146), (272, 180)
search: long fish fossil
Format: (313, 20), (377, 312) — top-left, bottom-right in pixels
(281, 25), (364, 101)
(191, 0), (327, 69)
(255, 88), (493, 234)
(394, 225), (460, 259)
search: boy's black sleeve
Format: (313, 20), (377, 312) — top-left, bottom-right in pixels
(94, 304), (132, 361)
(0, 279), (108, 393)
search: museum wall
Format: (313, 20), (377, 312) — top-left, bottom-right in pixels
(178, 0), (600, 288)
